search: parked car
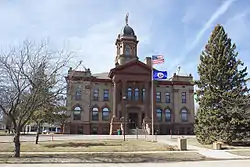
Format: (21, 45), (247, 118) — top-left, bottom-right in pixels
(42, 130), (50, 134)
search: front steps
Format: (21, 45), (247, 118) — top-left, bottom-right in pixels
(128, 128), (147, 135)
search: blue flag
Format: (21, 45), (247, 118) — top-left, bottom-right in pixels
(153, 69), (167, 80)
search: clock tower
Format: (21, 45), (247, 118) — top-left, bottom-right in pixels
(115, 13), (139, 66)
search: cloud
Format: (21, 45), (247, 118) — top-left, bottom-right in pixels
(186, 0), (237, 54)
(225, 10), (250, 45)
(0, 0), (249, 85)
(0, 0), (170, 73)
(225, 10), (250, 84)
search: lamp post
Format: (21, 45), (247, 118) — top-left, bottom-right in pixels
(122, 96), (127, 141)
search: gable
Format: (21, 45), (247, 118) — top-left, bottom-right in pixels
(108, 60), (152, 78)
(116, 60), (151, 74)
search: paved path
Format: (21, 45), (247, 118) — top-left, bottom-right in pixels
(154, 136), (249, 159)
(0, 134), (194, 143)
(1, 160), (250, 167)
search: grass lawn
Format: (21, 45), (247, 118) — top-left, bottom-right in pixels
(0, 139), (177, 152)
(186, 138), (250, 150)
(0, 152), (212, 163)
(0, 130), (8, 136)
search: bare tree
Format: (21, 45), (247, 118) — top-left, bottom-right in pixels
(0, 40), (71, 157)
(52, 107), (69, 134)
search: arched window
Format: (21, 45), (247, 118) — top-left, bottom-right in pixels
(93, 88), (99, 101)
(92, 107), (99, 121)
(142, 88), (145, 101)
(156, 108), (162, 122)
(181, 109), (188, 122)
(127, 87), (132, 100)
(73, 106), (81, 120)
(102, 107), (110, 121)
(134, 88), (139, 101)
(165, 109), (171, 122)
(125, 45), (130, 56)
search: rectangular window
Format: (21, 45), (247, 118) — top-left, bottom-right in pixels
(134, 88), (139, 101)
(156, 92), (161, 103)
(102, 127), (109, 135)
(103, 89), (109, 101)
(156, 108), (162, 122)
(181, 92), (186, 103)
(179, 127), (185, 135)
(142, 89), (145, 102)
(75, 91), (81, 100)
(93, 88), (99, 101)
(77, 125), (84, 134)
(75, 86), (82, 101)
(73, 114), (81, 121)
(165, 92), (170, 103)
(91, 126), (98, 135)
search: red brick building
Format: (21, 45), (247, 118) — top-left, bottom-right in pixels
(65, 16), (195, 135)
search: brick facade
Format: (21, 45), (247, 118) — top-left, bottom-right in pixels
(65, 16), (195, 135)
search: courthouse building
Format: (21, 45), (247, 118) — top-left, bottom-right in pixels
(65, 16), (195, 135)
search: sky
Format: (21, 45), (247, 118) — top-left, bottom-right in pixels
(0, 0), (249, 86)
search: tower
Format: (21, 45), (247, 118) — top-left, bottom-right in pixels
(115, 13), (139, 66)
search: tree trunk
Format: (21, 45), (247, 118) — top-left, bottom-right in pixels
(35, 124), (40, 144)
(62, 123), (65, 134)
(13, 128), (21, 157)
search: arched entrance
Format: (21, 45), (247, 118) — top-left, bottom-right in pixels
(127, 106), (141, 129)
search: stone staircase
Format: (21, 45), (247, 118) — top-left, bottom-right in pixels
(128, 128), (147, 135)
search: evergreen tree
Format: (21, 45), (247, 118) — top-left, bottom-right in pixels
(194, 24), (250, 145)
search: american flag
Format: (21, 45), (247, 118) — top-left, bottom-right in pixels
(152, 55), (164, 64)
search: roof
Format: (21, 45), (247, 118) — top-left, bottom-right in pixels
(121, 25), (135, 37)
(92, 72), (110, 80)
(108, 59), (151, 78)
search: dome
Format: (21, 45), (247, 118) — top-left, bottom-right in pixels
(121, 25), (135, 36)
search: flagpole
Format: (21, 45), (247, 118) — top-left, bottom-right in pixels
(150, 54), (165, 141)
(151, 62), (154, 139)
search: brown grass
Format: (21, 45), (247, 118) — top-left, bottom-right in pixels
(0, 139), (177, 152)
(0, 152), (211, 163)
(186, 138), (250, 150)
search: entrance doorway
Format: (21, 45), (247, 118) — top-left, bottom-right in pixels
(128, 113), (138, 129)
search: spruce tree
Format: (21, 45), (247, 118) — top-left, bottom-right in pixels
(194, 24), (250, 145)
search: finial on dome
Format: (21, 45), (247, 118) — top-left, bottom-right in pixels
(125, 13), (129, 25)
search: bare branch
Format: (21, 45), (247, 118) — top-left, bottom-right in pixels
(0, 40), (71, 157)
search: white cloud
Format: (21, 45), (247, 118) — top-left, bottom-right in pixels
(225, 10), (250, 82)
(225, 10), (250, 44)
(186, 0), (237, 54)
(0, 0), (249, 84)
(0, 0), (170, 73)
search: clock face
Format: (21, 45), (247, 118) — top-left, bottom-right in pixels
(125, 45), (130, 56)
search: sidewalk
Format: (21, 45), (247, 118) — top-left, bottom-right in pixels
(154, 136), (250, 159)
